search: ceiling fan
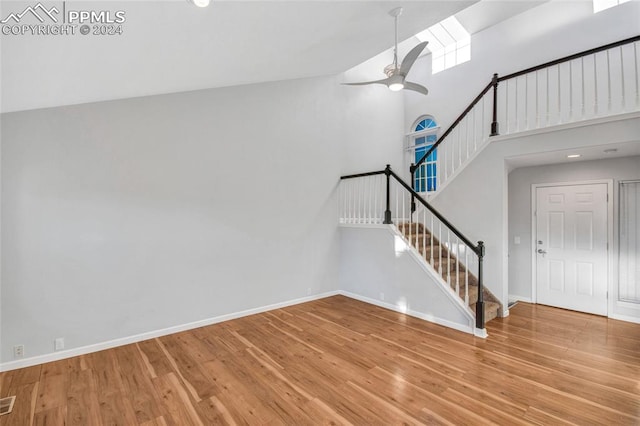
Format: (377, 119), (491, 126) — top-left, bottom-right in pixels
(344, 7), (429, 95)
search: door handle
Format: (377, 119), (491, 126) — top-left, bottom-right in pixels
(537, 249), (547, 255)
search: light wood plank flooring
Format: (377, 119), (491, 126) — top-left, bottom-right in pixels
(1, 295), (639, 425)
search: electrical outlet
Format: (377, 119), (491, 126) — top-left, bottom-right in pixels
(307, 287), (311, 295)
(13, 345), (24, 358)
(54, 338), (64, 351)
(380, 292), (385, 301)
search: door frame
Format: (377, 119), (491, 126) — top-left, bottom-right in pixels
(530, 179), (614, 315)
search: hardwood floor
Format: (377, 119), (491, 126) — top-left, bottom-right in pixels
(1, 295), (639, 425)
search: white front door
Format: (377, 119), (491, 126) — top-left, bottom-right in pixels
(535, 183), (608, 315)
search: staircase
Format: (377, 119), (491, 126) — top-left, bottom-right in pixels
(398, 222), (502, 323)
(339, 37), (640, 334)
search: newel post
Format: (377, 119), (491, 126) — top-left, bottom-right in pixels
(490, 73), (500, 137)
(476, 241), (486, 329)
(383, 165), (392, 224)
(410, 163), (416, 213)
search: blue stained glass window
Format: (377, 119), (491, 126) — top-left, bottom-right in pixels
(414, 118), (438, 192)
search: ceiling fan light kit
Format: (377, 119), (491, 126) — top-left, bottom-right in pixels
(189, 0), (210, 8)
(387, 75), (405, 91)
(344, 7), (429, 95)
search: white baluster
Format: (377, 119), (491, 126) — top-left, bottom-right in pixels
(464, 245), (469, 305)
(634, 42), (639, 108)
(536, 70), (540, 129)
(369, 176), (373, 223)
(569, 60), (573, 122)
(422, 206), (427, 259)
(374, 175), (379, 223)
(462, 115), (467, 167)
(414, 204), (418, 249)
(620, 46), (625, 111)
(338, 182), (342, 223)
(514, 77), (519, 132)
(366, 177), (371, 223)
(345, 181), (349, 223)
(606, 49), (612, 113)
(395, 180), (399, 224)
(581, 57), (586, 119)
(480, 95), (485, 146)
(506, 79), (510, 134)
(450, 138), (455, 180)
(430, 213), (434, 266)
(557, 65), (561, 125)
(460, 118), (464, 168)
(348, 180), (353, 223)
(594, 53), (599, 116)
(438, 222), (443, 275)
(402, 184), (405, 225)
(546, 68), (550, 127)
(443, 143), (448, 182)
(525, 74), (529, 130)
(446, 230), (451, 286)
(455, 237), (460, 298)
(356, 178), (361, 224)
(471, 103), (476, 154)
(360, 178), (365, 223)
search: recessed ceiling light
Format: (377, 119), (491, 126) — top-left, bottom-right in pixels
(604, 148), (618, 153)
(189, 0), (210, 7)
(567, 154), (581, 158)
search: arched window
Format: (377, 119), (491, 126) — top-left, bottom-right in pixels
(413, 116), (438, 192)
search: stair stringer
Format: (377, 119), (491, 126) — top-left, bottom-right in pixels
(390, 224), (488, 338)
(339, 224), (486, 337)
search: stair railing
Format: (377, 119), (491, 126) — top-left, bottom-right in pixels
(411, 35), (640, 196)
(340, 165), (486, 330)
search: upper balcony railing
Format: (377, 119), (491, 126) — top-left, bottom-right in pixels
(411, 35), (640, 195)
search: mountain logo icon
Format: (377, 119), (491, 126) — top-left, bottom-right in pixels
(1, 3), (60, 24)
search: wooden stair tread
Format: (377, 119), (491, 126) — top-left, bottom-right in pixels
(399, 221), (502, 325)
(470, 301), (501, 323)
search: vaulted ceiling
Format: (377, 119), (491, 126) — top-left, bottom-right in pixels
(1, 0), (547, 113)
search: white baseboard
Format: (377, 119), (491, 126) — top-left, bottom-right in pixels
(1, 287), (491, 372)
(339, 290), (477, 337)
(0, 290), (341, 372)
(474, 328), (488, 338)
(609, 313), (640, 324)
(509, 295), (533, 303)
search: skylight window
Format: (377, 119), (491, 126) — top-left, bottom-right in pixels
(415, 16), (470, 74)
(593, 0), (630, 13)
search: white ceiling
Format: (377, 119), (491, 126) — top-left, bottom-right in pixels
(0, 1), (556, 113)
(1, 0), (479, 113)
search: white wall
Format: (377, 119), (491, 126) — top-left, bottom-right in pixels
(508, 155), (640, 321)
(339, 226), (474, 333)
(0, 74), (405, 365)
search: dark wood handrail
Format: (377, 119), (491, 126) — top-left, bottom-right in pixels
(498, 35), (640, 82)
(340, 170), (385, 180)
(387, 169), (481, 255)
(411, 81), (493, 173)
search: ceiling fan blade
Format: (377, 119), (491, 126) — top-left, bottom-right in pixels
(404, 81), (429, 95)
(400, 41), (429, 76)
(342, 78), (390, 86)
